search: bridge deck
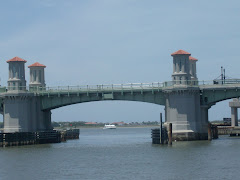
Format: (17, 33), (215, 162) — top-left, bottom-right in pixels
(2, 80), (240, 108)
(2, 79), (240, 96)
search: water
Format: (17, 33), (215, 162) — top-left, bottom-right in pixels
(1, 127), (240, 180)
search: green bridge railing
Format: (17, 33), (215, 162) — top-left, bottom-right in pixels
(2, 79), (240, 95)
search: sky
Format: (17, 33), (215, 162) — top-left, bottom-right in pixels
(1, 0), (240, 123)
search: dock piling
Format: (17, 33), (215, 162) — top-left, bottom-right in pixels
(168, 123), (172, 146)
(208, 123), (212, 141)
(160, 113), (163, 144)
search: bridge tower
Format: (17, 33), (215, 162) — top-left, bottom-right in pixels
(164, 50), (208, 140)
(28, 62), (46, 88)
(171, 50), (191, 85)
(189, 56), (198, 83)
(3, 58), (52, 133)
(6, 57), (27, 91)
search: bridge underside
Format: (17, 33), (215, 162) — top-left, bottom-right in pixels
(40, 90), (166, 110)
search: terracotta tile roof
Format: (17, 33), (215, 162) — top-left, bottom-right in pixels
(112, 122), (125, 124)
(28, 62), (46, 68)
(6, 56), (27, 63)
(189, 56), (198, 61)
(171, 50), (191, 56)
(84, 122), (98, 125)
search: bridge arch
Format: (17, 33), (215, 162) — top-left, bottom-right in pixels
(208, 100), (233, 121)
(201, 86), (240, 106)
(50, 99), (165, 124)
(40, 90), (166, 111)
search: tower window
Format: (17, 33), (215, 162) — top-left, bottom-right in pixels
(179, 61), (182, 71)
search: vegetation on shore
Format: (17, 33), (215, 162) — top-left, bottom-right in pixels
(52, 121), (160, 129)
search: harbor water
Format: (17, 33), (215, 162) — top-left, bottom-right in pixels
(1, 127), (240, 180)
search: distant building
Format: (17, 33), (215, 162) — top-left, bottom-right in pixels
(112, 122), (126, 126)
(84, 122), (98, 125)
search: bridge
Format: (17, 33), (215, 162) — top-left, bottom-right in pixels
(16, 80), (240, 109)
(1, 50), (240, 140)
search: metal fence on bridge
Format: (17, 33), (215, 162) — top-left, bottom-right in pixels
(2, 79), (240, 95)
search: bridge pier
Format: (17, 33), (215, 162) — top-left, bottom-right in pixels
(229, 99), (239, 127)
(200, 105), (210, 133)
(3, 93), (33, 132)
(231, 107), (238, 127)
(2, 92), (53, 133)
(164, 87), (208, 140)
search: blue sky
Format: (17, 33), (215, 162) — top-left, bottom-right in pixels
(1, 0), (240, 123)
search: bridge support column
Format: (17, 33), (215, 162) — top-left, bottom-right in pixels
(40, 110), (52, 131)
(229, 99), (239, 127)
(3, 93), (34, 132)
(3, 93), (53, 132)
(164, 87), (208, 140)
(231, 107), (238, 127)
(200, 105), (210, 134)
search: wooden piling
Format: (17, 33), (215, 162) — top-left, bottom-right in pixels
(211, 125), (218, 139)
(208, 123), (212, 141)
(168, 123), (172, 146)
(160, 113), (163, 144)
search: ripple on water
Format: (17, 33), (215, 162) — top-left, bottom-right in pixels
(0, 129), (240, 180)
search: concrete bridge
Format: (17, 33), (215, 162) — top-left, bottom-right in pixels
(26, 81), (240, 110)
(1, 50), (240, 140)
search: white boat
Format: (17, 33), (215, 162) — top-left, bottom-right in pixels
(103, 124), (116, 129)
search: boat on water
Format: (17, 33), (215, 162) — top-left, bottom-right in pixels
(103, 124), (117, 129)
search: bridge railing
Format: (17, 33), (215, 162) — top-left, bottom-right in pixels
(4, 79), (240, 94)
(32, 82), (166, 93)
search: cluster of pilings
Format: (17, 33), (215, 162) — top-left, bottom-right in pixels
(152, 127), (167, 144)
(208, 123), (219, 140)
(59, 129), (80, 141)
(0, 129), (80, 147)
(151, 113), (172, 145)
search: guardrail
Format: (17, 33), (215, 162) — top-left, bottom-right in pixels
(3, 79), (240, 94)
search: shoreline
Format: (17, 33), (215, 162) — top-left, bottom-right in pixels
(0, 125), (160, 132)
(54, 125), (160, 130)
